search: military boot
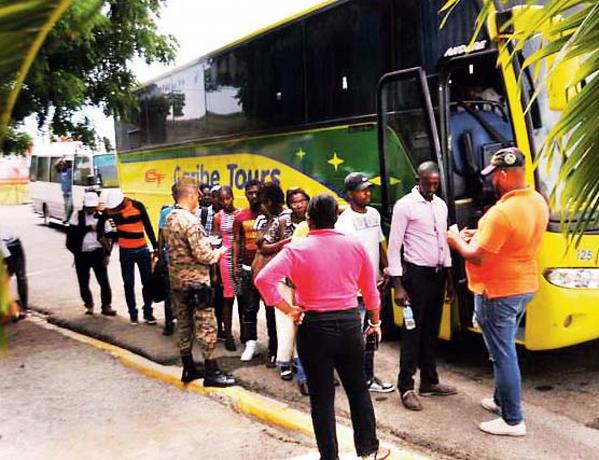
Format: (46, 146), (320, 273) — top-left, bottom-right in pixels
(204, 359), (236, 387)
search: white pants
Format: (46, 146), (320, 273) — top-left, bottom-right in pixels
(275, 282), (298, 365)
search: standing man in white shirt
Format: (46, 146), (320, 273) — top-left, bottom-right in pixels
(336, 172), (395, 394)
(67, 192), (116, 316)
(0, 224), (28, 317)
(388, 162), (457, 411)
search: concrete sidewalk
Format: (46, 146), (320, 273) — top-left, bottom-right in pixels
(5, 204), (599, 459)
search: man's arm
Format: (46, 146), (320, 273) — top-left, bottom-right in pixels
(387, 201), (409, 304)
(446, 235), (491, 266)
(186, 220), (223, 266)
(134, 201), (158, 250)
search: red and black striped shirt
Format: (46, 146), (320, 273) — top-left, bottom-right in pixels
(98, 198), (157, 250)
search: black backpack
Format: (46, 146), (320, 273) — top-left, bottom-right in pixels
(66, 211), (86, 255)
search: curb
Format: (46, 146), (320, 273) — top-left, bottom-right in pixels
(32, 315), (427, 460)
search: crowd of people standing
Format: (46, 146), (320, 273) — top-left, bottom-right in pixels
(1, 146), (548, 460)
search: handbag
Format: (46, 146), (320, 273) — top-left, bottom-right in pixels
(149, 258), (169, 303)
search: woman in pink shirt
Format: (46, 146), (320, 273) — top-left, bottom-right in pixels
(255, 194), (389, 460)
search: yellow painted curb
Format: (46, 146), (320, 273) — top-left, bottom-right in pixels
(33, 316), (427, 460)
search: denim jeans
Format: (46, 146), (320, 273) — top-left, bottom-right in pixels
(474, 292), (534, 424)
(297, 308), (379, 459)
(119, 247), (153, 319)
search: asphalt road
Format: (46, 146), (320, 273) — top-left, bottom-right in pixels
(2, 204), (599, 459)
(0, 319), (317, 460)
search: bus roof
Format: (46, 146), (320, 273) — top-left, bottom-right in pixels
(138, 0), (337, 88)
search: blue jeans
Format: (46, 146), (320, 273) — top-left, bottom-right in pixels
(119, 247), (153, 319)
(474, 292), (534, 424)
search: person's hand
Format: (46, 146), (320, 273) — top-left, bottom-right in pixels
(377, 273), (390, 291)
(445, 283), (456, 304)
(460, 228), (476, 243)
(288, 305), (305, 324)
(364, 322), (382, 344)
(394, 286), (410, 306)
(103, 256), (110, 267)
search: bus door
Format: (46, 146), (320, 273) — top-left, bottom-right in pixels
(438, 51), (516, 332)
(376, 67), (453, 339)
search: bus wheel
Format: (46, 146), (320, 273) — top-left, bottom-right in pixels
(42, 204), (50, 226)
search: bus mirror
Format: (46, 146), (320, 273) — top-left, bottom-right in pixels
(547, 56), (580, 111)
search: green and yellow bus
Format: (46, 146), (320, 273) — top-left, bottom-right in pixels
(115, 0), (598, 350)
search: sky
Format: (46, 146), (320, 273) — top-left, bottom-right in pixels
(27, 0), (326, 148)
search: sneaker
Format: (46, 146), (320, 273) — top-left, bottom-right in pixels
(280, 365), (293, 381)
(84, 304), (94, 315)
(361, 447), (391, 460)
(162, 322), (174, 336)
(265, 354), (277, 368)
(240, 340), (257, 362)
(481, 397), (502, 416)
(297, 381), (309, 396)
(401, 390), (423, 411)
(479, 417), (526, 437)
(419, 382), (458, 397)
(225, 336), (237, 352)
(367, 376), (395, 393)
(144, 314), (157, 325)
(101, 305), (117, 316)
(130, 318), (139, 326)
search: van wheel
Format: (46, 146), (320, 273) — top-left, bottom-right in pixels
(42, 204), (50, 226)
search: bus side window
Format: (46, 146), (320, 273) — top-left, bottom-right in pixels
(29, 156), (38, 182)
(37, 157), (50, 182)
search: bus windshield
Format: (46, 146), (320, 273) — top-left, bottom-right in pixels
(93, 154), (119, 188)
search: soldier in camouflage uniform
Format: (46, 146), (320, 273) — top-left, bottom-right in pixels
(165, 180), (236, 387)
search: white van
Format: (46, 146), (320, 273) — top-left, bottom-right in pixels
(29, 142), (118, 224)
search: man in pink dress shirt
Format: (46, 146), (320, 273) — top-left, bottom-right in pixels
(255, 194), (390, 460)
(388, 161), (457, 411)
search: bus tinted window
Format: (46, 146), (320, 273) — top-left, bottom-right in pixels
(205, 46), (251, 136)
(73, 155), (93, 186)
(305, 0), (393, 122)
(141, 62), (208, 146)
(248, 24), (305, 129)
(29, 156), (38, 182)
(37, 157), (50, 182)
(49, 157), (62, 183)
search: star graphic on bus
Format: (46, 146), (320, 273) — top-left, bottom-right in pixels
(328, 152), (344, 171)
(295, 148), (306, 160)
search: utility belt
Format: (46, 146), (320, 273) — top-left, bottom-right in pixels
(184, 283), (215, 311)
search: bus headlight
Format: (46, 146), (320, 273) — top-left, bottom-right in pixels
(544, 268), (599, 289)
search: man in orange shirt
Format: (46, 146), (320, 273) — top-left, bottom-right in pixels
(448, 148), (549, 437)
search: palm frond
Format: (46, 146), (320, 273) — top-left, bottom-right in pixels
(0, 0), (106, 143)
(442, 0), (599, 244)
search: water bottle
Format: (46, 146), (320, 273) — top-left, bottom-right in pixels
(403, 301), (416, 330)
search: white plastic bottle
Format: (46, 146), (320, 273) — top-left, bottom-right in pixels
(403, 301), (416, 330)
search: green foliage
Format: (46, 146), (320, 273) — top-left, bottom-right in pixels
(12, 0), (177, 143)
(1, 127), (32, 156)
(442, 0), (599, 242)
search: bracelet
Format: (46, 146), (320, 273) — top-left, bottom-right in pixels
(368, 320), (381, 328)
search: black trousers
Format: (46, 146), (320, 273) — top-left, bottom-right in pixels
(398, 263), (446, 393)
(297, 309), (379, 459)
(236, 275), (260, 343)
(74, 249), (112, 307)
(265, 305), (278, 358)
(6, 239), (28, 310)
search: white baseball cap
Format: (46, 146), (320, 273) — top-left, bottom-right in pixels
(83, 192), (99, 208)
(106, 189), (125, 209)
